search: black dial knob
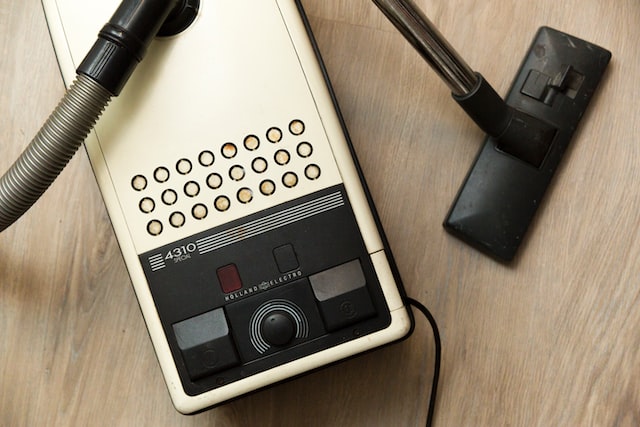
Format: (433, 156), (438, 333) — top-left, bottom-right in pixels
(261, 311), (296, 347)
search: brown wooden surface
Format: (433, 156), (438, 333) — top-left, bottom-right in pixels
(2, 0), (639, 425)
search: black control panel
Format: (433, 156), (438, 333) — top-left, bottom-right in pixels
(140, 185), (393, 396)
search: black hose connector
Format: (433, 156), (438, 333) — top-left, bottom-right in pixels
(77, 0), (180, 95)
(453, 72), (557, 168)
(452, 73), (513, 139)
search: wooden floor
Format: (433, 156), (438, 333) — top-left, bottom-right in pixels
(2, 0), (639, 425)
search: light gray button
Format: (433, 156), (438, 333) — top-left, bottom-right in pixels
(309, 259), (366, 302)
(173, 308), (229, 350)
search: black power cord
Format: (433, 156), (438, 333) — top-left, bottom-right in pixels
(406, 297), (441, 427)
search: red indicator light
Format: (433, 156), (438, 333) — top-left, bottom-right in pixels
(217, 264), (242, 294)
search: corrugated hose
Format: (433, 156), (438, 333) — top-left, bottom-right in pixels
(0, 75), (112, 232)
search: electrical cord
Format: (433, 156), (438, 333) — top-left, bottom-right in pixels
(406, 297), (441, 427)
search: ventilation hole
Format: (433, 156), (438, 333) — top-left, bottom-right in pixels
(192, 203), (208, 220)
(132, 175), (147, 191)
(215, 196), (231, 212)
(305, 164), (321, 180)
(162, 189), (178, 205)
(207, 173), (223, 189)
(176, 159), (193, 175)
(199, 150), (215, 166)
(289, 119), (305, 135)
(297, 142), (313, 158)
(222, 143), (237, 159)
(252, 157), (268, 173)
(147, 220), (163, 236)
(244, 135), (260, 151)
(229, 165), (245, 181)
(282, 172), (298, 188)
(170, 212), (186, 228)
(139, 197), (155, 213)
(154, 167), (170, 183)
(184, 181), (200, 197)
(274, 150), (290, 166)
(260, 180), (276, 196)
(267, 127), (282, 143)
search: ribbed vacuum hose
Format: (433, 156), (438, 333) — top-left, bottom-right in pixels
(0, 74), (112, 232)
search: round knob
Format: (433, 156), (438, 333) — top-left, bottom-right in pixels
(261, 311), (296, 347)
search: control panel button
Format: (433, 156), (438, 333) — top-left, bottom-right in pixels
(217, 264), (242, 294)
(225, 279), (324, 360)
(273, 244), (299, 273)
(172, 308), (240, 381)
(309, 259), (376, 331)
(261, 311), (296, 347)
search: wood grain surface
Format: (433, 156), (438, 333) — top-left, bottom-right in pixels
(2, 0), (639, 425)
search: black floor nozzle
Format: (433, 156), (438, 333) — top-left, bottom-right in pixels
(444, 27), (611, 261)
(372, 1), (611, 261)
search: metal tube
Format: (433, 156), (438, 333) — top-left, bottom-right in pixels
(372, 0), (478, 95)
